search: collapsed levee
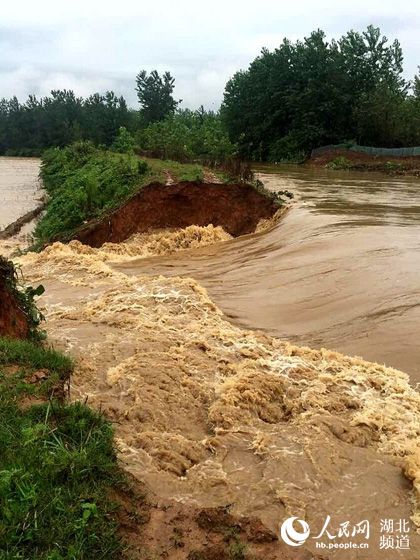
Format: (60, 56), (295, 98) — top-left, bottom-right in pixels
(15, 232), (420, 559)
(72, 181), (280, 247)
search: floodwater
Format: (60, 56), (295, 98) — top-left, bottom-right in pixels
(3, 158), (420, 558)
(0, 157), (41, 230)
(116, 165), (420, 381)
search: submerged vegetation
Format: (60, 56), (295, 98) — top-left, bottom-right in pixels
(325, 156), (352, 170)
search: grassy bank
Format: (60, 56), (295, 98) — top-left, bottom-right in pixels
(0, 337), (126, 560)
(33, 142), (221, 247)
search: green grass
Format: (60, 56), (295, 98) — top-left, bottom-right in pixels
(142, 157), (204, 183)
(33, 142), (149, 247)
(33, 143), (230, 247)
(0, 337), (124, 560)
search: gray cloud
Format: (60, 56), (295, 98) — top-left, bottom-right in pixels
(0, 0), (419, 109)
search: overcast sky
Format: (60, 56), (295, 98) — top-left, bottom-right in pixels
(1, 0), (419, 109)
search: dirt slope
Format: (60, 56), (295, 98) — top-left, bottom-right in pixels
(74, 181), (279, 247)
(0, 258), (29, 339)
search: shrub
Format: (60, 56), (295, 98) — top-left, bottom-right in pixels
(326, 156), (352, 170)
(111, 126), (136, 154)
(0, 257), (45, 340)
(136, 109), (235, 164)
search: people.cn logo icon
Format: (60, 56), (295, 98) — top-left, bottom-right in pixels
(280, 517), (311, 547)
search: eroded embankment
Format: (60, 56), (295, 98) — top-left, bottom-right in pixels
(73, 181), (280, 247)
(12, 229), (420, 560)
(0, 258), (29, 339)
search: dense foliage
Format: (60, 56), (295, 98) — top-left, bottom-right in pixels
(222, 26), (420, 160)
(1, 26), (419, 162)
(0, 90), (132, 156)
(136, 108), (235, 163)
(136, 69), (180, 124)
(34, 142), (148, 245)
(0, 337), (125, 559)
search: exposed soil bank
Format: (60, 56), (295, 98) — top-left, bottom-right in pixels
(74, 181), (279, 247)
(0, 260), (29, 339)
(309, 148), (420, 175)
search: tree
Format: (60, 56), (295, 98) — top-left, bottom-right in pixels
(135, 70), (180, 124)
(0, 90), (131, 155)
(222, 26), (410, 160)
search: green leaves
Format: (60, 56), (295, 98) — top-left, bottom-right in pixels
(137, 109), (234, 164)
(0, 256), (46, 340)
(0, 90), (131, 156)
(222, 25), (417, 160)
(136, 69), (180, 124)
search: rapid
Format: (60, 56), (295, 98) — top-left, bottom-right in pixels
(2, 157), (420, 558)
(116, 165), (420, 380)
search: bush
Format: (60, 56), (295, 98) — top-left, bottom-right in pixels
(136, 109), (235, 164)
(34, 143), (149, 245)
(111, 126), (136, 154)
(0, 257), (45, 340)
(326, 156), (352, 169)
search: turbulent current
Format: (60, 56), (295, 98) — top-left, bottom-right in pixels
(2, 158), (420, 559)
(116, 165), (420, 380)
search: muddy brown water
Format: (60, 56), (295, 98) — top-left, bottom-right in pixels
(0, 157), (41, 230)
(3, 158), (420, 558)
(115, 165), (420, 382)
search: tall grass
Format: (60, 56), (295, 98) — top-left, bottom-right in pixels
(0, 337), (124, 560)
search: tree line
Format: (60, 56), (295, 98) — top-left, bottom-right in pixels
(1, 25), (419, 161)
(0, 90), (132, 156)
(222, 25), (420, 160)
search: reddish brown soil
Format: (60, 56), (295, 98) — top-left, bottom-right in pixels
(0, 267), (29, 339)
(74, 182), (278, 248)
(309, 148), (420, 175)
(116, 478), (319, 560)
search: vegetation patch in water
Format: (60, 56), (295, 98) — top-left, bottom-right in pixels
(325, 156), (352, 170)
